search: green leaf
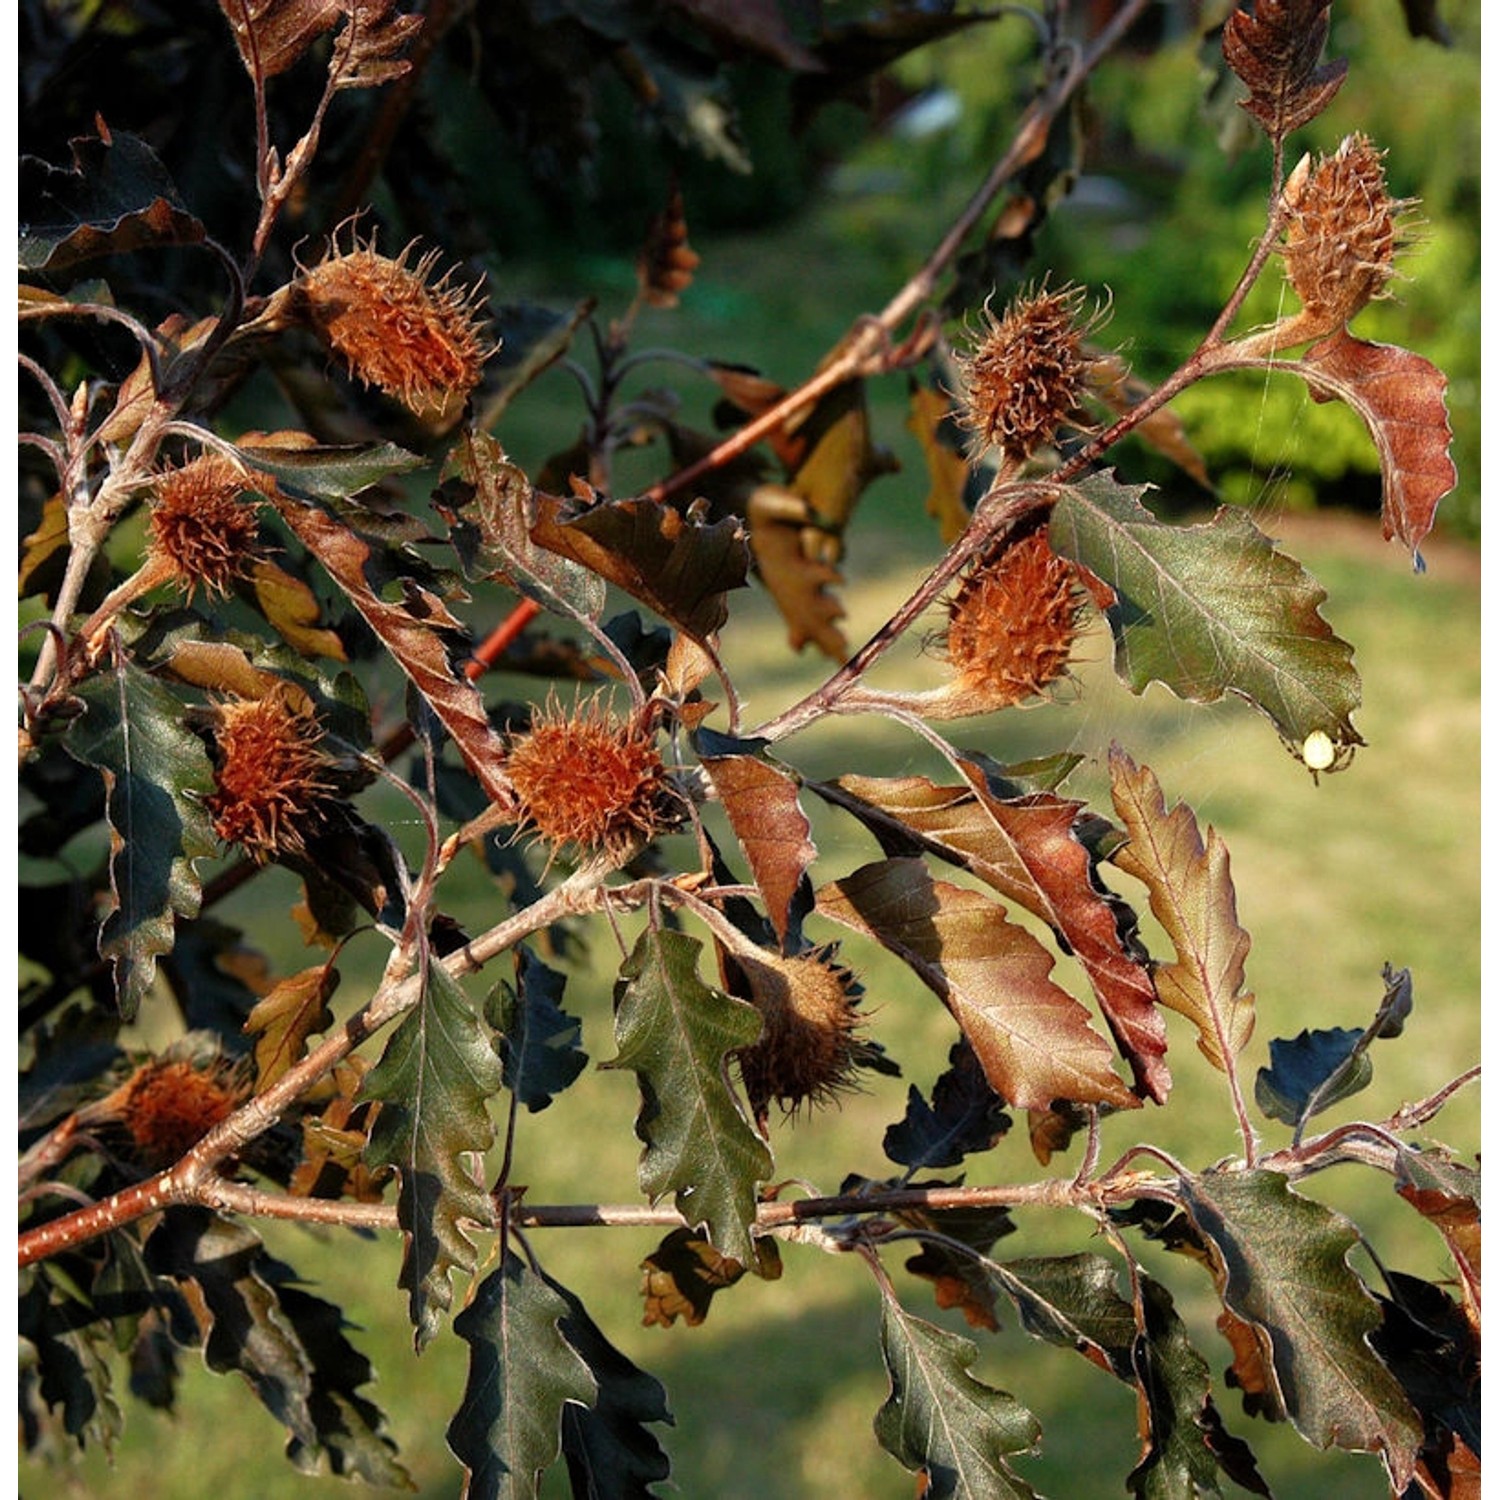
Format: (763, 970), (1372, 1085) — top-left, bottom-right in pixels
(873, 1290), (1042, 1500)
(488, 945), (588, 1113)
(818, 859), (1136, 1111)
(19, 126), (205, 273)
(987, 1254), (1136, 1379)
(66, 659), (219, 1020)
(143, 1209), (407, 1482)
(447, 1251), (597, 1500)
(1177, 1169), (1424, 1488)
(603, 928), (770, 1265)
(237, 438), (424, 501)
(551, 1270), (674, 1498)
(1256, 964), (1413, 1134)
(1129, 1273), (1271, 1499)
(1050, 474), (1361, 756)
(18, 1274), (124, 1454)
(362, 964), (502, 1348)
(531, 491), (750, 647)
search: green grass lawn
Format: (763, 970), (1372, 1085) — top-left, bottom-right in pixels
(28, 491), (1478, 1499)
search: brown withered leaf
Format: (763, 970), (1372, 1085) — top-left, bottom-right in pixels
(1221, 0), (1347, 141)
(330, 0), (423, 91)
(1026, 1102), (1091, 1167)
(1393, 1150), (1480, 1336)
(637, 179), (700, 310)
(826, 769), (1167, 1102)
(906, 380), (972, 543)
(1108, 748), (1255, 1074)
(698, 747), (816, 946)
(162, 639), (287, 701)
(746, 486), (849, 658)
(218, 0), (343, 80)
(817, 859), (1136, 1112)
(531, 491), (749, 648)
(249, 559), (348, 660)
(244, 962), (339, 1093)
(289, 1060), (390, 1202)
(272, 496), (514, 809)
(1218, 1306), (1286, 1420)
(785, 377), (899, 541)
(900, 1202), (1016, 1333)
(18, 493), (70, 600)
(1298, 331), (1457, 566)
(1087, 354), (1211, 491)
(639, 1227), (781, 1328)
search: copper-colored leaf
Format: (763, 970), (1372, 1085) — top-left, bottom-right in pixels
(1221, 0), (1348, 140)
(698, 742), (816, 946)
(330, 0), (423, 90)
(244, 963), (339, 1093)
(639, 1227), (781, 1328)
(272, 496), (514, 809)
(531, 491), (749, 647)
(827, 767), (1167, 1102)
(249, 559), (348, 660)
(217, 0), (342, 80)
(906, 380), (972, 544)
(18, 493), (69, 600)
(746, 486), (848, 657)
(817, 859), (1136, 1111)
(1108, 749), (1255, 1074)
(1217, 1306), (1285, 1420)
(1394, 1150), (1480, 1336)
(1298, 331), (1457, 566)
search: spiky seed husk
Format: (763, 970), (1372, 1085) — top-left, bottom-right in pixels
(148, 454), (263, 596)
(505, 697), (679, 863)
(297, 231), (492, 415)
(955, 284), (1098, 464)
(937, 528), (1084, 714)
(735, 948), (866, 1117)
(1283, 133), (1411, 327)
(105, 1057), (242, 1169)
(204, 689), (338, 862)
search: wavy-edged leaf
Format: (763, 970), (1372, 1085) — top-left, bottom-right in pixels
(697, 731), (816, 945)
(1130, 1273), (1272, 1499)
(532, 491), (749, 647)
(1393, 1149), (1480, 1335)
(746, 485), (848, 657)
(18, 1273), (124, 1454)
(1298, 331), (1457, 567)
(441, 429), (605, 622)
(884, 1039), (1011, 1172)
(989, 1253), (1136, 1378)
(1221, 0), (1347, 140)
(244, 962), (339, 1093)
(19, 126), (205, 274)
(330, 0), (423, 90)
(66, 659), (218, 1020)
(1051, 474), (1361, 755)
(552, 1269), (674, 1497)
(1177, 1169), (1424, 1488)
(818, 859), (1136, 1111)
(273, 495), (514, 808)
(874, 1290), (1042, 1500)
(898, 1199), (1016, 1333)
(1109, 749), (1255, 1074)
(144, 1210), (406, 1483)
(1255, 1027), (1369, 1127)
(639, 1226), (780, 1329)
(249, 559), (348, 660)
(447, 1251), (596, 1500)
(487, 945), (587, 1113)
(217, 0), (341, 79)
(823, 768), (1165, 1098)
(361, 964), (502, 1348)
(604, 928), (771, 1264)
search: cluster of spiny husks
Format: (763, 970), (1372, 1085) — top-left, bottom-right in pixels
(504, 697), (682, 865)
(734, 947), (868, 1119)
(1282, 133), (1412, 331)
(955, 283), (1099, 467)
(147, 454), (264, 597)
(204, 688), (340, 863)
(296, 230), (493, 417)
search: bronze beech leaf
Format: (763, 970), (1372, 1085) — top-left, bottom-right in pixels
(1222, 0), (1347, 140)
(817, 859), (1136, 1111)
